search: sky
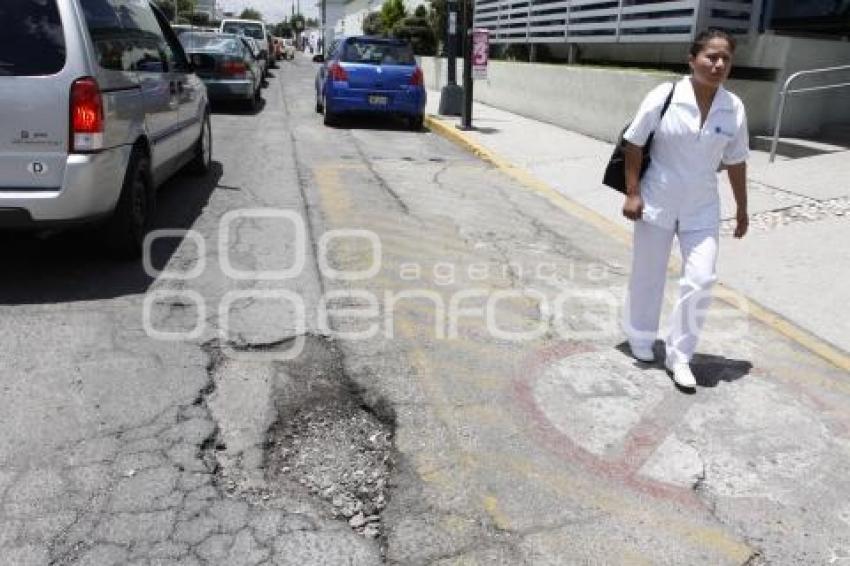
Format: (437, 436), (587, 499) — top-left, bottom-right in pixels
(218, 0), (319, 22)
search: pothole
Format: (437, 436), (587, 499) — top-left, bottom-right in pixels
(265, 336), (396, 541)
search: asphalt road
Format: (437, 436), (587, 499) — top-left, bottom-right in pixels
(1, 54), (849, 565)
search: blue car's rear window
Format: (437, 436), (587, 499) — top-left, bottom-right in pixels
(341, 40), (414, 65)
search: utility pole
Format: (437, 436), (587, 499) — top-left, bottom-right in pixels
(438, 0), (463, 115)
(459, 0), (474, 129)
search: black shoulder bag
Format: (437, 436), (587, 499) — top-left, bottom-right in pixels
(602, 83), (676, 194)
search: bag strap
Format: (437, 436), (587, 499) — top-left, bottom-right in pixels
(654, 82), (676, 134)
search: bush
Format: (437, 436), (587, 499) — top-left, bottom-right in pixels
(363, 11), (385, 36)
(393, 15), (437, 55)
(380, 0), (407, 33)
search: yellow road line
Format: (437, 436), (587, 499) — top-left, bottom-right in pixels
(425, 114), (850, 373)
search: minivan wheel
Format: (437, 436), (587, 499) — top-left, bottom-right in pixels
(105, 152), (154, 259)
(188, 112), (212, 175)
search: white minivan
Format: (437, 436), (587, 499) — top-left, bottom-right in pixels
(219, 18), (270, 74)
(0, 0), (211, 257)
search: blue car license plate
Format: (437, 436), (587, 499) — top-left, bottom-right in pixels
(368, 95), (388, 106)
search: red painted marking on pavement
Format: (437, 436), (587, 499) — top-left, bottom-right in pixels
(512, 341), (702, 507)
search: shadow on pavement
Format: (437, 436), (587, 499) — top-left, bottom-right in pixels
(616, 340), (752, 388)
(326, 114), (423, 133)
(210, 97), (267, 116)
(690, 353), (753, 387)
(0, 162), (223, 306)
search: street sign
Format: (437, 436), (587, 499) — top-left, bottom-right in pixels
(471, 29), (489, 80)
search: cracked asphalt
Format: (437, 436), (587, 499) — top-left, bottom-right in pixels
(1, 53), (849, 565)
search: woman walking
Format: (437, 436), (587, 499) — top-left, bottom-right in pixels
(621, 29), (750, 389)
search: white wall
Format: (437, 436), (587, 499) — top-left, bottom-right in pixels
(554, 35), (850, 137)
(419, 57), (778, 142)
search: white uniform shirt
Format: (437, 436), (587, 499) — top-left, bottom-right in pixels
(623, 76), (749, 231)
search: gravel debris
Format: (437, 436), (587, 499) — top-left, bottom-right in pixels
(267, 400), (393, 538)
(720, 191), (850, 236)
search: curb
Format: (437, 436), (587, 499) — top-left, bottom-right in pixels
(425, 113), (850, 374)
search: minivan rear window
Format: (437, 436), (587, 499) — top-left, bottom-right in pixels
(341, 40), (414, 65)
(0, 0), (66, 76)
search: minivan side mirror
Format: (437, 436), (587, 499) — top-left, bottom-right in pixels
(312, 54), (325, 63)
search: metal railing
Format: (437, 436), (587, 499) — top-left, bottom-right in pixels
(769, 64), (850, 163)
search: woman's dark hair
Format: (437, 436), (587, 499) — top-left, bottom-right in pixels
(689, 29), (736, 57)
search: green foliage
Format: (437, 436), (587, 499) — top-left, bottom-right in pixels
(414, 5), (428, 18)
(189, 12), (210, 26)
(291, 13), (306, 32)
(239, 7), (263, 20)
(155, 0), (196, 21)
(393, 14), (436, 55)
(306, 17), (320, 28)
(380, 0), (408, 34)
(273, 20), (293, 37)
(362, 11), (385, 36)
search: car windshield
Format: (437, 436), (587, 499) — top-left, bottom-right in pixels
(221, 22), (264, 40)
(340, 40), (414, 65)
(0, 0), (66, 76)
(180, 33), (241, 54)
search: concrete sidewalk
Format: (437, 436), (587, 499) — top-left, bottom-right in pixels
(425, 89), (850, 361)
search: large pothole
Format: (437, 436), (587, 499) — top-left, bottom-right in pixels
(265, 336), (396, 540)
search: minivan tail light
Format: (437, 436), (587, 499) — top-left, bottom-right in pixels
(70, 77), (104, 152)
(410, 67), (424, 86)
(329, 62), (348, 81)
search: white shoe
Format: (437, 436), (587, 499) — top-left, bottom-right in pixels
(666, 362), (696, 388)
(630, 344), (655, 362)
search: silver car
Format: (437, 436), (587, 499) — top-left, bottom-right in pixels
(0, 0), (211, 257)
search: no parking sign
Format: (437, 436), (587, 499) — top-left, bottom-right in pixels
(472, 29), (489, 80)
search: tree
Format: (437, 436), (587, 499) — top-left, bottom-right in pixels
(189, 12), (210, 26)
(306, 17), (320, 28)
(380, 0), (407, 35)
(290, 13), (306, 33)
(428, 0), (450, 53)
(393, 12), (436, 55)
(362, 11), (385, 36)
(154, 0), (196, 22)
(273, 20), (293, 37)
(239, 7), (263, 20)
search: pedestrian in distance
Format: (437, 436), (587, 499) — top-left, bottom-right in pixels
(621, 29), (749, 389)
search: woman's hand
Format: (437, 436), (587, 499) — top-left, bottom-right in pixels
(622, 194), (644, 221)
(734, 210), (749, 238)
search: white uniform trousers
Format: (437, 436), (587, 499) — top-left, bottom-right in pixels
(624, 220), (719, 365)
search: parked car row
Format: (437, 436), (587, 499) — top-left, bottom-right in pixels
(179, 32), (265, 111)
(314, 36), (426, 131)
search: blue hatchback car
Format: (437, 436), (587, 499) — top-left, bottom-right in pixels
(315, 37), (426, 130)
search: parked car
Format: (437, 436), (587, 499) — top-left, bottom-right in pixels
(266, 33), (279, 67)
(171, 24), (194, 37)
(219, 18), (269, 75)
(0, 0), (211, 257)
(282, 38), (296, 60)
(241, 37), (266, 78)
(179, 32), (263, 110)
(314, 36), (426, 130)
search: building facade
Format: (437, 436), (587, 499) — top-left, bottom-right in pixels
(474, 0), (849, 47)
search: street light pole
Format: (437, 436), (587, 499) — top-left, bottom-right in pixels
(459, 0), (474, 130)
